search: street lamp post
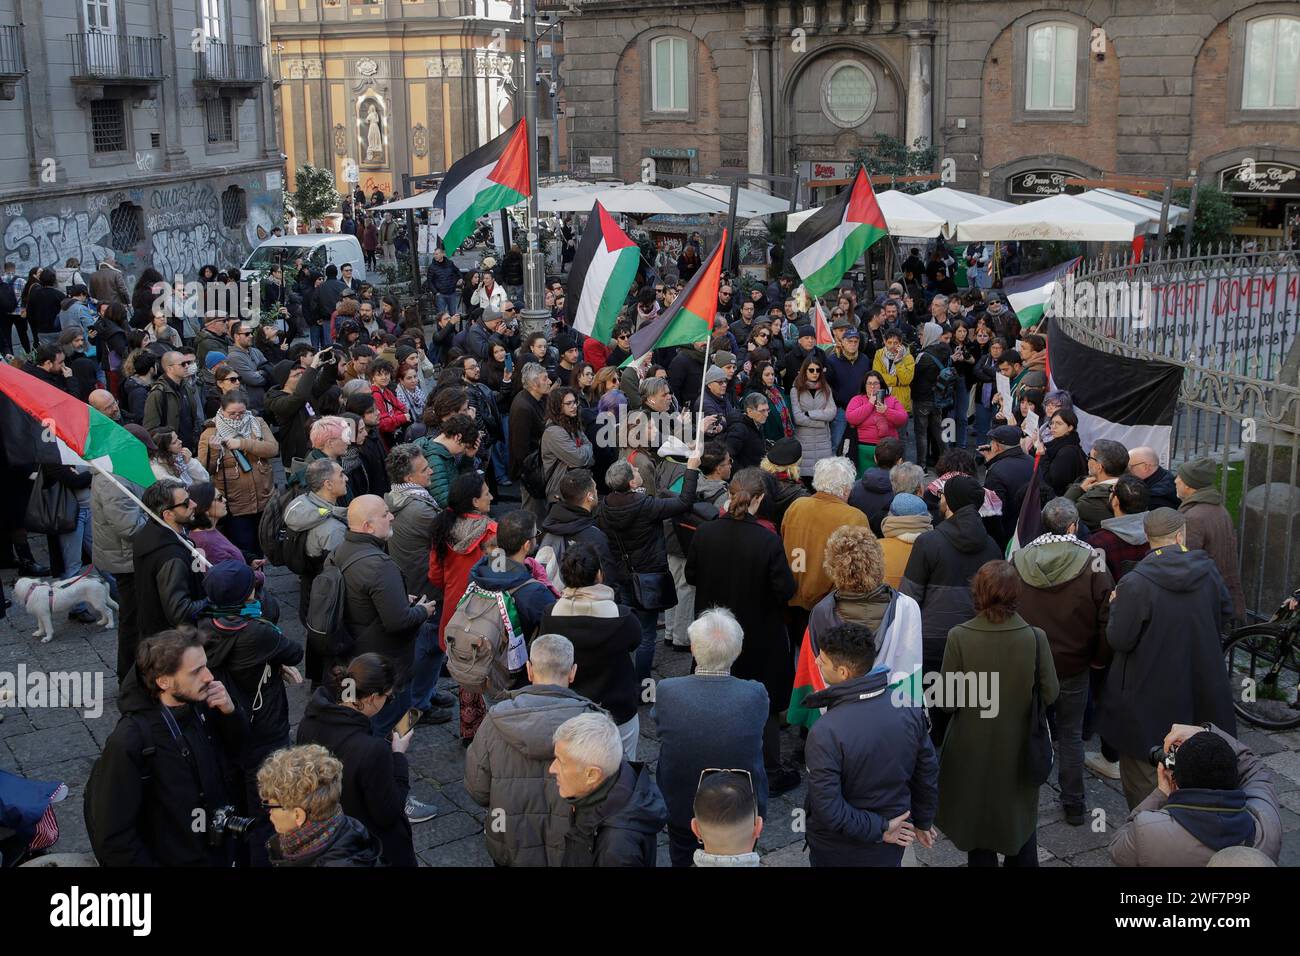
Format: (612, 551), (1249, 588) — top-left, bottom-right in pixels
(520, 0), (549, 339)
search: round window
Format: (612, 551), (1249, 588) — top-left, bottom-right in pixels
(822, 61), (877, 129)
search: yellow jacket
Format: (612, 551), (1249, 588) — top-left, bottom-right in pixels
(872, 348), (915, 412)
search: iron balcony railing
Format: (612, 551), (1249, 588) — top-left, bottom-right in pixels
(0, 25), (24, 76)
(197, 41), (267, 83)
(69, 32), (164, 81)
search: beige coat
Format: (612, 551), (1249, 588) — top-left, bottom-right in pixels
(198, 418), (279, 516)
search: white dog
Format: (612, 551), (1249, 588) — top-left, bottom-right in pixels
(12, 576), (118, 643)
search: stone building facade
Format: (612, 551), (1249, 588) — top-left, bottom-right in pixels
(0, 0), (281, 289)
(271, 0), (565, 201)
(561, 0), (1300, 240)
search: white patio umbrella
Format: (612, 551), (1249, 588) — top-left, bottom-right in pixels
(785, 191), (947, 238)
(1086, 188), (1188, 229)
(1070, 191), (1167, 235)
(592, 182), (726, 215)
(370, 192), (438, 212)
(674, 182), (794, 218)
(537, 181), (610, 213)
(956, 193), (1141, 242)
(916, 187), (1015, 216)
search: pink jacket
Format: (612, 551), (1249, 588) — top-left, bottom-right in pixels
(845, 394), (908, 444)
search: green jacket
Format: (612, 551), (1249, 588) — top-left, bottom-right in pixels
(414, 436), (473, 506)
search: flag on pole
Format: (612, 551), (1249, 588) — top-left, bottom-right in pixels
(1007, 454), (1044, 557)
(431, 118), (532, 254)
(788, 167), (888, 298)
(811, 298), (834, 350)
(567, 202), (639, 344)
(0, 362), (154, 488)
(1003, 256), (1081, 327)
(623, 229), (726, 365)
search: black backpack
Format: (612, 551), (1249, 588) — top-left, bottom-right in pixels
(672, 484), (728, 552)
(258, 487), (319, 576)
(305, 551), (367, 662)
(84, 713), (155, 863)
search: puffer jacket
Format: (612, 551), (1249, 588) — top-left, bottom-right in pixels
(846, 393), (907, 444)
(848, 467), (895, 535)
(595, 468), (698, 593)
(1012, 534), (1113, 679)
(789, 385), (835, 470)
(898, 504), (1003, 670)
(1109, 725), (1281, 867)
(333, 530), (429, 680)
(384, 485), (440, 595)
(283, 491), (348, 564)
(541, 423), (594, 503)
(197, 418), (278, 517)
(90, 473), (147, 574)
(464, 684), (603, 866)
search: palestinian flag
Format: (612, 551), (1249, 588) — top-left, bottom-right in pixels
(812, 298), (834, 350)
(1007, 454), (1044, 556)
(1047, 321), (1183, 466)
(0, 362), (153, 488)
(788, 627), (827, 730)
(788, 168), (888, 298)
(624, 230), (726, 364)
(567, 202), (638, 344)
(1003, 256), (1081, 328)
(432, 119), (531, 254)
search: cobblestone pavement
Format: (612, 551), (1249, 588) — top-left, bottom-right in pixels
(3, 548), (1298, 867)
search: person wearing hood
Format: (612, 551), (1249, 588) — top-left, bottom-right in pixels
(258, 744), (383, 867)
(1012, 498), (1114, 826)
(1100, 508), (1237, 808)
(1088, 474), (1152, 581)
(688, 469), (799, 792)
(1108, 723), (1281, 867)
(550, 712), (668, 866)
(848, 438), (905, 532)
(981, 425), (1035, 549)
(936, 561), (1060, 867)
(466, 634), (602, 866)
(880, 492), (933, 589)
(909, 322), (951, 469)
(899, 475), (1003, 683)
(1127, 445), (1180, 510)
(803, 621), (938, 867)
(198, 560), (304, 866)
(296, 654), (426, 866)
(1176, 456), (1246, 623)
(88, 629), (249, 867)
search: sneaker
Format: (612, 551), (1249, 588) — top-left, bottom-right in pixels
(1063, 804), (1086, 826)
(767, 766), (802, 796)
(431, 689), (456, 708)
(417, 706), (453, 725)
(404, 797), (438, 824)
(1084, 752), (1121, 780)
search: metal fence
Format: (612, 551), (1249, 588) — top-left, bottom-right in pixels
(1056, 241), (1300, 619)
(68, 33), (163, 81)
(0, 24), (24, 75)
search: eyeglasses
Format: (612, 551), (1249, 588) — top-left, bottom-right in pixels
(179, 360), (195, 367)
(261, 801), (283, 811)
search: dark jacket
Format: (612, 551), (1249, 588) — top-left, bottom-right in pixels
(803, 667), (938, 866)
(909, 343), (949, 405)
(426, 255), (461, 295)
(267, 813), (383, 867)
(142, 376), (200, 450)
(465, 318), (498, 361)
(88, 669), (249, 866)
(1142, 465), (1180, 511)
(1087, 512), (1150, 581)
(131, 521), (208, 638)
(265, 364), (335, 466)
(561, 760), (668, 867)
(667, 347), (706, 410)
(899, 504), (1002, 670)
(1012, 536), (1113, 679)
(725, 415), (767, 472)
(508, 389), (548, 479)
(464, 684), (602, 867)
(686, 515), (797, 714)
(596, 468), (698, 589)
(540, 586), (642, 724)
(539, 500), (620, 587)
(1099, 546), (1237, 760)
(122, 375), (151, 426)
(333, 530), (428, 680)
(296, 687), (415, 867)
(199, 613), (304, 766)
(982, 445), (1034, 547)
(824, 349), (872, 410)
(25, 283), (64, 333)
(848, 467), (895, 536)
(384, 485), (440, 596)
(1042, 431), (1088, 497)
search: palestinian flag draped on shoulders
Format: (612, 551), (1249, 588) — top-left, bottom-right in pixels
(567, 201), (639, 345)
(0, 361), (153, 488)
(622, 229), (726, 365)
(432, 118), (531, 253)
(788, 167), (888, 298)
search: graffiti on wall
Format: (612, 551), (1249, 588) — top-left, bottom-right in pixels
(147, 183), (231, 279)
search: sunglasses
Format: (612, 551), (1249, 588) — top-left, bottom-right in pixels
(696, 768), (757, 813)
(167, 497), (193, 511)
(806, 367), (822, 375)
(225, 376), (241, 383)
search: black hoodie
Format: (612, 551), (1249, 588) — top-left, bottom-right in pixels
(540, 499), (619, 585)
(87, 669), (249, 867)
(899, 504), (1002, 666)
(295, 687), (416, 867)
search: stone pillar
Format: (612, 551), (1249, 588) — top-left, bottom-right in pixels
(743, 24), (773, 185)
(156, 0), (190, 171)
(905, 30), (933, 148)
(17, 0), (56, 185)
(254, 0), (280, 160)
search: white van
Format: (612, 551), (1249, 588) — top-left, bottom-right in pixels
(242, 234), (368, 283)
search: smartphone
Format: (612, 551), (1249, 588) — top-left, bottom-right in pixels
(393, 708), (421, 737)
(505, 353), (514, 373)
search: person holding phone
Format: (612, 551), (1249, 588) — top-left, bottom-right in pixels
(845, 371), (908, 476)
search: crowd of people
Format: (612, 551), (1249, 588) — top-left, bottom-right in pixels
(0, 226), (1285, 870)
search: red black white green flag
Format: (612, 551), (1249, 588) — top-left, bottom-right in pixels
(432, 119), (532, 253)
(567, 202), (639, 345)
(623, 230), (727, 365)
(788, 167), (889, 298)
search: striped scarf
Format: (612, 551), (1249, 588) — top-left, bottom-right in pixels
(277, 807), (345, 862)
(214, 408), (263, 442)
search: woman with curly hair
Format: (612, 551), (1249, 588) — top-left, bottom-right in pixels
(257, 744), (382, 867)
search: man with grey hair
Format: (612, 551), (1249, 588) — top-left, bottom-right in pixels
(725, 390), (770, 470)
(465, 634), (602, 867)
(654, 607), (771, 867)
(509, 360), (552, 522)
(1066, 438), (1130, 530)
(890, 461), (925, 497)
(781, 456), (871, 641)
(1100, 507), (1237, 808)
(1012, 495), (1115, 826)
(550, 711), (668, 866)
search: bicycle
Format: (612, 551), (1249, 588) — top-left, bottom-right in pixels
(1223, 593), (1300, 730)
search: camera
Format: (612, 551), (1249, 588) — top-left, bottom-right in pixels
(1147, 745), (1178, 770)
(207, 805), (257, 847)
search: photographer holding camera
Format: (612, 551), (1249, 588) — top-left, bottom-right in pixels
(1109, 723), (1282, 867)
(86, 629), (252, 867)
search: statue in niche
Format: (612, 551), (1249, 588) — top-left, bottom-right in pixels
(362, 101), (384, 164)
